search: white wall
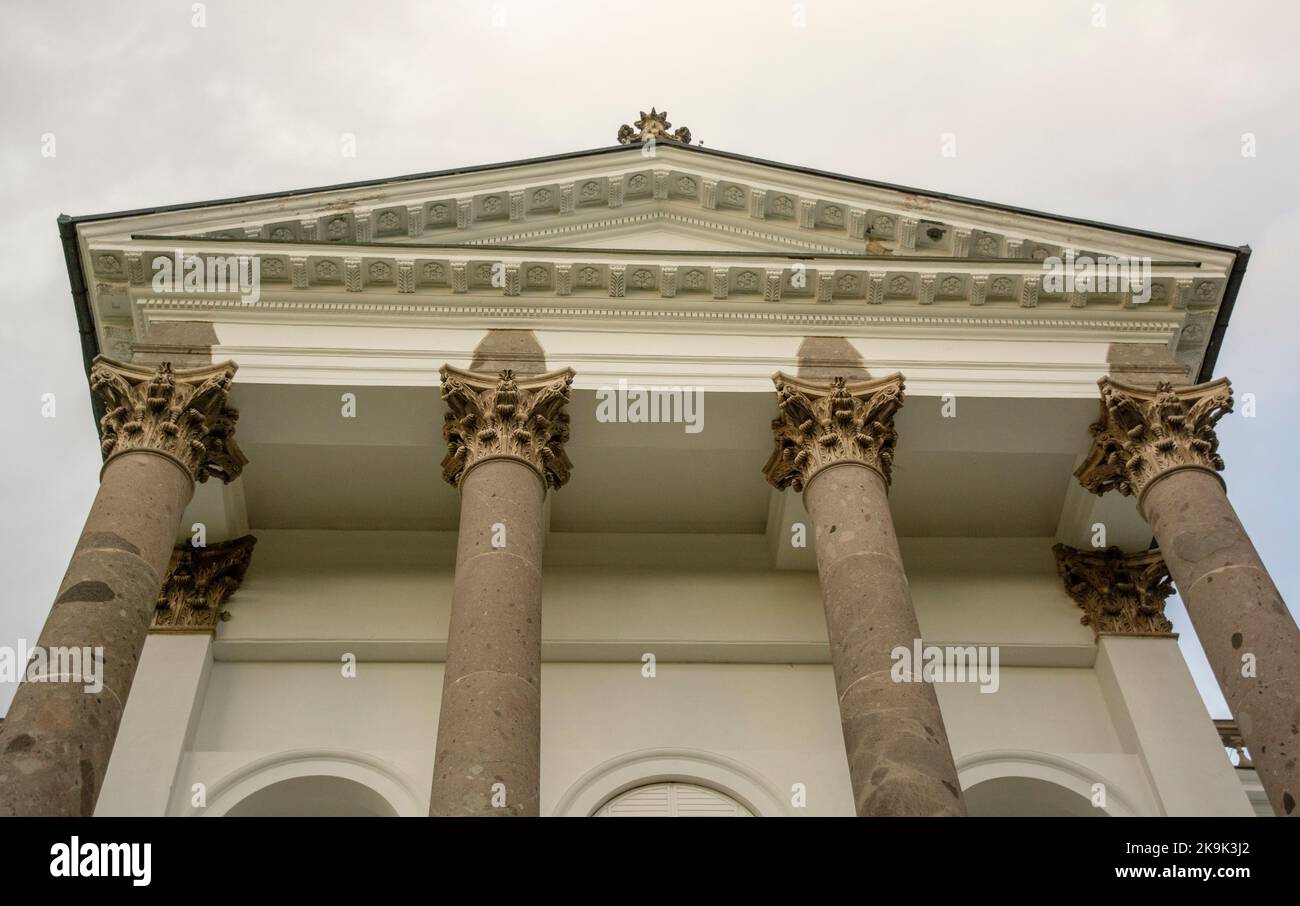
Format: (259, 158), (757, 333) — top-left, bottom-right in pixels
(100, 527), (1243, 817)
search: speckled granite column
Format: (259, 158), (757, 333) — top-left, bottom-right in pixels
(0, 358), (244, 816)
(1078, 377), (1300, 817)
(765, 372), (966, 816)
(429, 366), (573, 817)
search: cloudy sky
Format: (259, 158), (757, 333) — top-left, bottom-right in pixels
(2, 0), (1297, 718)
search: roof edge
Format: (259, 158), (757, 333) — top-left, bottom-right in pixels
(62, 141), (1244, 254)
(1196, 244), (1250, 383)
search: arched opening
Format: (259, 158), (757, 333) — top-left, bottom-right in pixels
(223, 775), (399, 817)
(594, 782), (752, 817)
(964, 776), (1105, 817)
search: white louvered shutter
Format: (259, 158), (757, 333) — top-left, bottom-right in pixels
(594, 782), (753, 817)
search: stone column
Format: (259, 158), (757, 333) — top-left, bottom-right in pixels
(428, 366), (573, 817)
(1054, 544), (1253, 816)
(1077, 377), (1299, 817)
(764, 372), (966, 816)
(96, 536), (256, 816)
(0, 358), (245, 817)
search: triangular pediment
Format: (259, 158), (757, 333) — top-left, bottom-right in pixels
(68, 141), (1244, 384)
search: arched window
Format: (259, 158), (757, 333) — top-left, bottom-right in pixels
(224, 775), (400, 817)
(594, 782), (753, 817)
(964, 776), (1105, 817)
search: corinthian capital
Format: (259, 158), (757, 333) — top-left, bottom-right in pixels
(1074, 377), (1232, 500)
(440, 365), (575, 490)
(152, 536), (256, 633)
(90, 357), (246, 483)
(763, 372), (904, 492)
(1052, 544), (1174, 638)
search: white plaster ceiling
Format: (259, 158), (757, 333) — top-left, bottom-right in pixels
(230, 383), (1103, 540)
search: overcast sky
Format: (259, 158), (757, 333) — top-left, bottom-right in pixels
(2, 0), (1297, 719)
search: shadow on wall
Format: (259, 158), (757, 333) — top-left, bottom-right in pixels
(964, 776), (1105, 817)
(224, 775), (399, 817)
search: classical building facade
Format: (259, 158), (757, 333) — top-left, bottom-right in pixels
(1, 112), (1293, 816)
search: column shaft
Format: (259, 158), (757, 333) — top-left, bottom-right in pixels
(0, 453), (193, 816)
(805, 462), (966, 816)
(429, 458), (545, 816)
(1143, 468), (1300, 816)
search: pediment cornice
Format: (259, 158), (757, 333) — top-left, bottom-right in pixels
(72, 143), (1238, 381)
(74, 144), (1237, 266)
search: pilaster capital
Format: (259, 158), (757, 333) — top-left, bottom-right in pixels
(440, 365), (575, 490)
(763, 371), (904, 492)
(90, 356), (246, 484)
(152, 535), (256, 633)
(1052, 544), (1174, 638)
(1074, 377), (1232, 501)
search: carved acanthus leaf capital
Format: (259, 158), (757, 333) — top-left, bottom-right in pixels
(1053, 544), (1174, 638)
(152, 536), (256, 633)
(440, 365), (575, 490)
(1075, 377), (1232, 500)
(90, 356), (246, 483)
(763, 372), (904, 492)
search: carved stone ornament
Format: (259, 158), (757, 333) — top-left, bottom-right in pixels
(90, 356), (246, 483)
(763, 372), (904, 492)
(617, 108), (693, 145)
(1074, 377), (1232, 501)
(1052, 544), (1175, 638)
(440, 366), (575, 490)
(152, 536), (257, 633)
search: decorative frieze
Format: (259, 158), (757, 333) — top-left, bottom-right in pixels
(439, 366), (574, 490)
(1075, 377), (1232, 500)
(660, 266), (677, 298)
(712, 267), (729, 300)
(608, 264), (626, 297)
(344, 258), (362, 292)
(1052, 544), (1174, 638)
(799, 199), (817, 229)
(867, 271), (886, 305)
(654, 170), (670, 200)
(898, 218), (918, 251)
(90, 357), (245, 484)
(848, 209), (866, 240)
(764, 269), (783, 302)
(1021, 276), (1040, 308)
(397, 260), (415, 293)
(764, 372), (904, 492)
(152, 536), (257, 633)
(816, 270), (834, 302)
(701, 178), (717, 209)
(919, 274), (937, 306)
